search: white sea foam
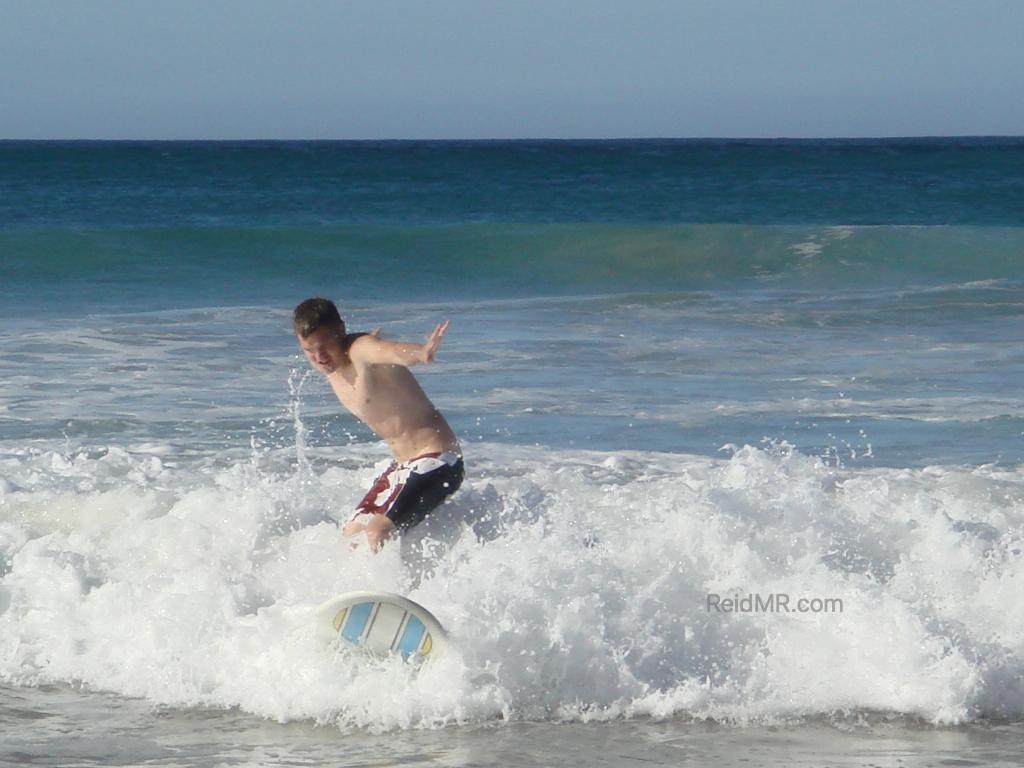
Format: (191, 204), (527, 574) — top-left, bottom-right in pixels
(2, 441), (1023, 729)
(788, 241), (825, 259)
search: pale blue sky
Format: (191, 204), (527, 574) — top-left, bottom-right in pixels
(2, 0), (1022, 139)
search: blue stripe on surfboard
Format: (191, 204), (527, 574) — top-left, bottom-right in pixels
(396, 615), (426, 658)
(341, 602), (374, 644)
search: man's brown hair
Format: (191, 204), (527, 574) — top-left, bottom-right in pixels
(293, 297), (345, 338)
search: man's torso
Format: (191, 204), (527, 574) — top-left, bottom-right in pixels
(327, 347), (459, 462)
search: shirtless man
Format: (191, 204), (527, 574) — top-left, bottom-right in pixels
(293, 297), (464, 550)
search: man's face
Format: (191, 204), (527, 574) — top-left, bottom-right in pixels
(297, 327), (345, 374)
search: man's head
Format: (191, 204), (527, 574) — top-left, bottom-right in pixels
(293, 297), (345, 338)
(294, 297), (347, 374)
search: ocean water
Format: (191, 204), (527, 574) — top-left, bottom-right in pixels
(1, 139), (1024, 766)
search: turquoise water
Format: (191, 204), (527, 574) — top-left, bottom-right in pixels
(2, 141), (1024, 761)
(3, 138), (1024, 310)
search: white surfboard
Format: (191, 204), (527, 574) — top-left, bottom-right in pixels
(314, 591), (449, 661)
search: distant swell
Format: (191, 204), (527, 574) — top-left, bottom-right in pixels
(2, 224), (1023, 316)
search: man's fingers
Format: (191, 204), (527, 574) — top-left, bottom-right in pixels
(422, 321), (449, 363)
(429, 320), (450, 343)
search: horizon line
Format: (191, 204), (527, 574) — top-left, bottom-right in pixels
(2, 135), (1023, 143)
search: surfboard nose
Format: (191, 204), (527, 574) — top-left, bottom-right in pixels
(315, 591), (448, 662)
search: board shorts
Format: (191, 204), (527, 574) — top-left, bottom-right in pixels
(350, 451), (464, 532)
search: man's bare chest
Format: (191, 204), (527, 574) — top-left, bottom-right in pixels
(329, 369), (371, 413)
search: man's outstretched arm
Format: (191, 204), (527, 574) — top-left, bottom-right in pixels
(350, 321), (450, 367)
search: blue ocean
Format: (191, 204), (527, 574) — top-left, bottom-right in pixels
(2, 139), (1024, 766)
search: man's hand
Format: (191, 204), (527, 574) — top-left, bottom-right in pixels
(422, 320), (450, 363)
(342, 514), (395, 553)
(364, 515), (395, 551)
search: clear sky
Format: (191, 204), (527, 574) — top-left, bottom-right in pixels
(2, 0), (1022, 139)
